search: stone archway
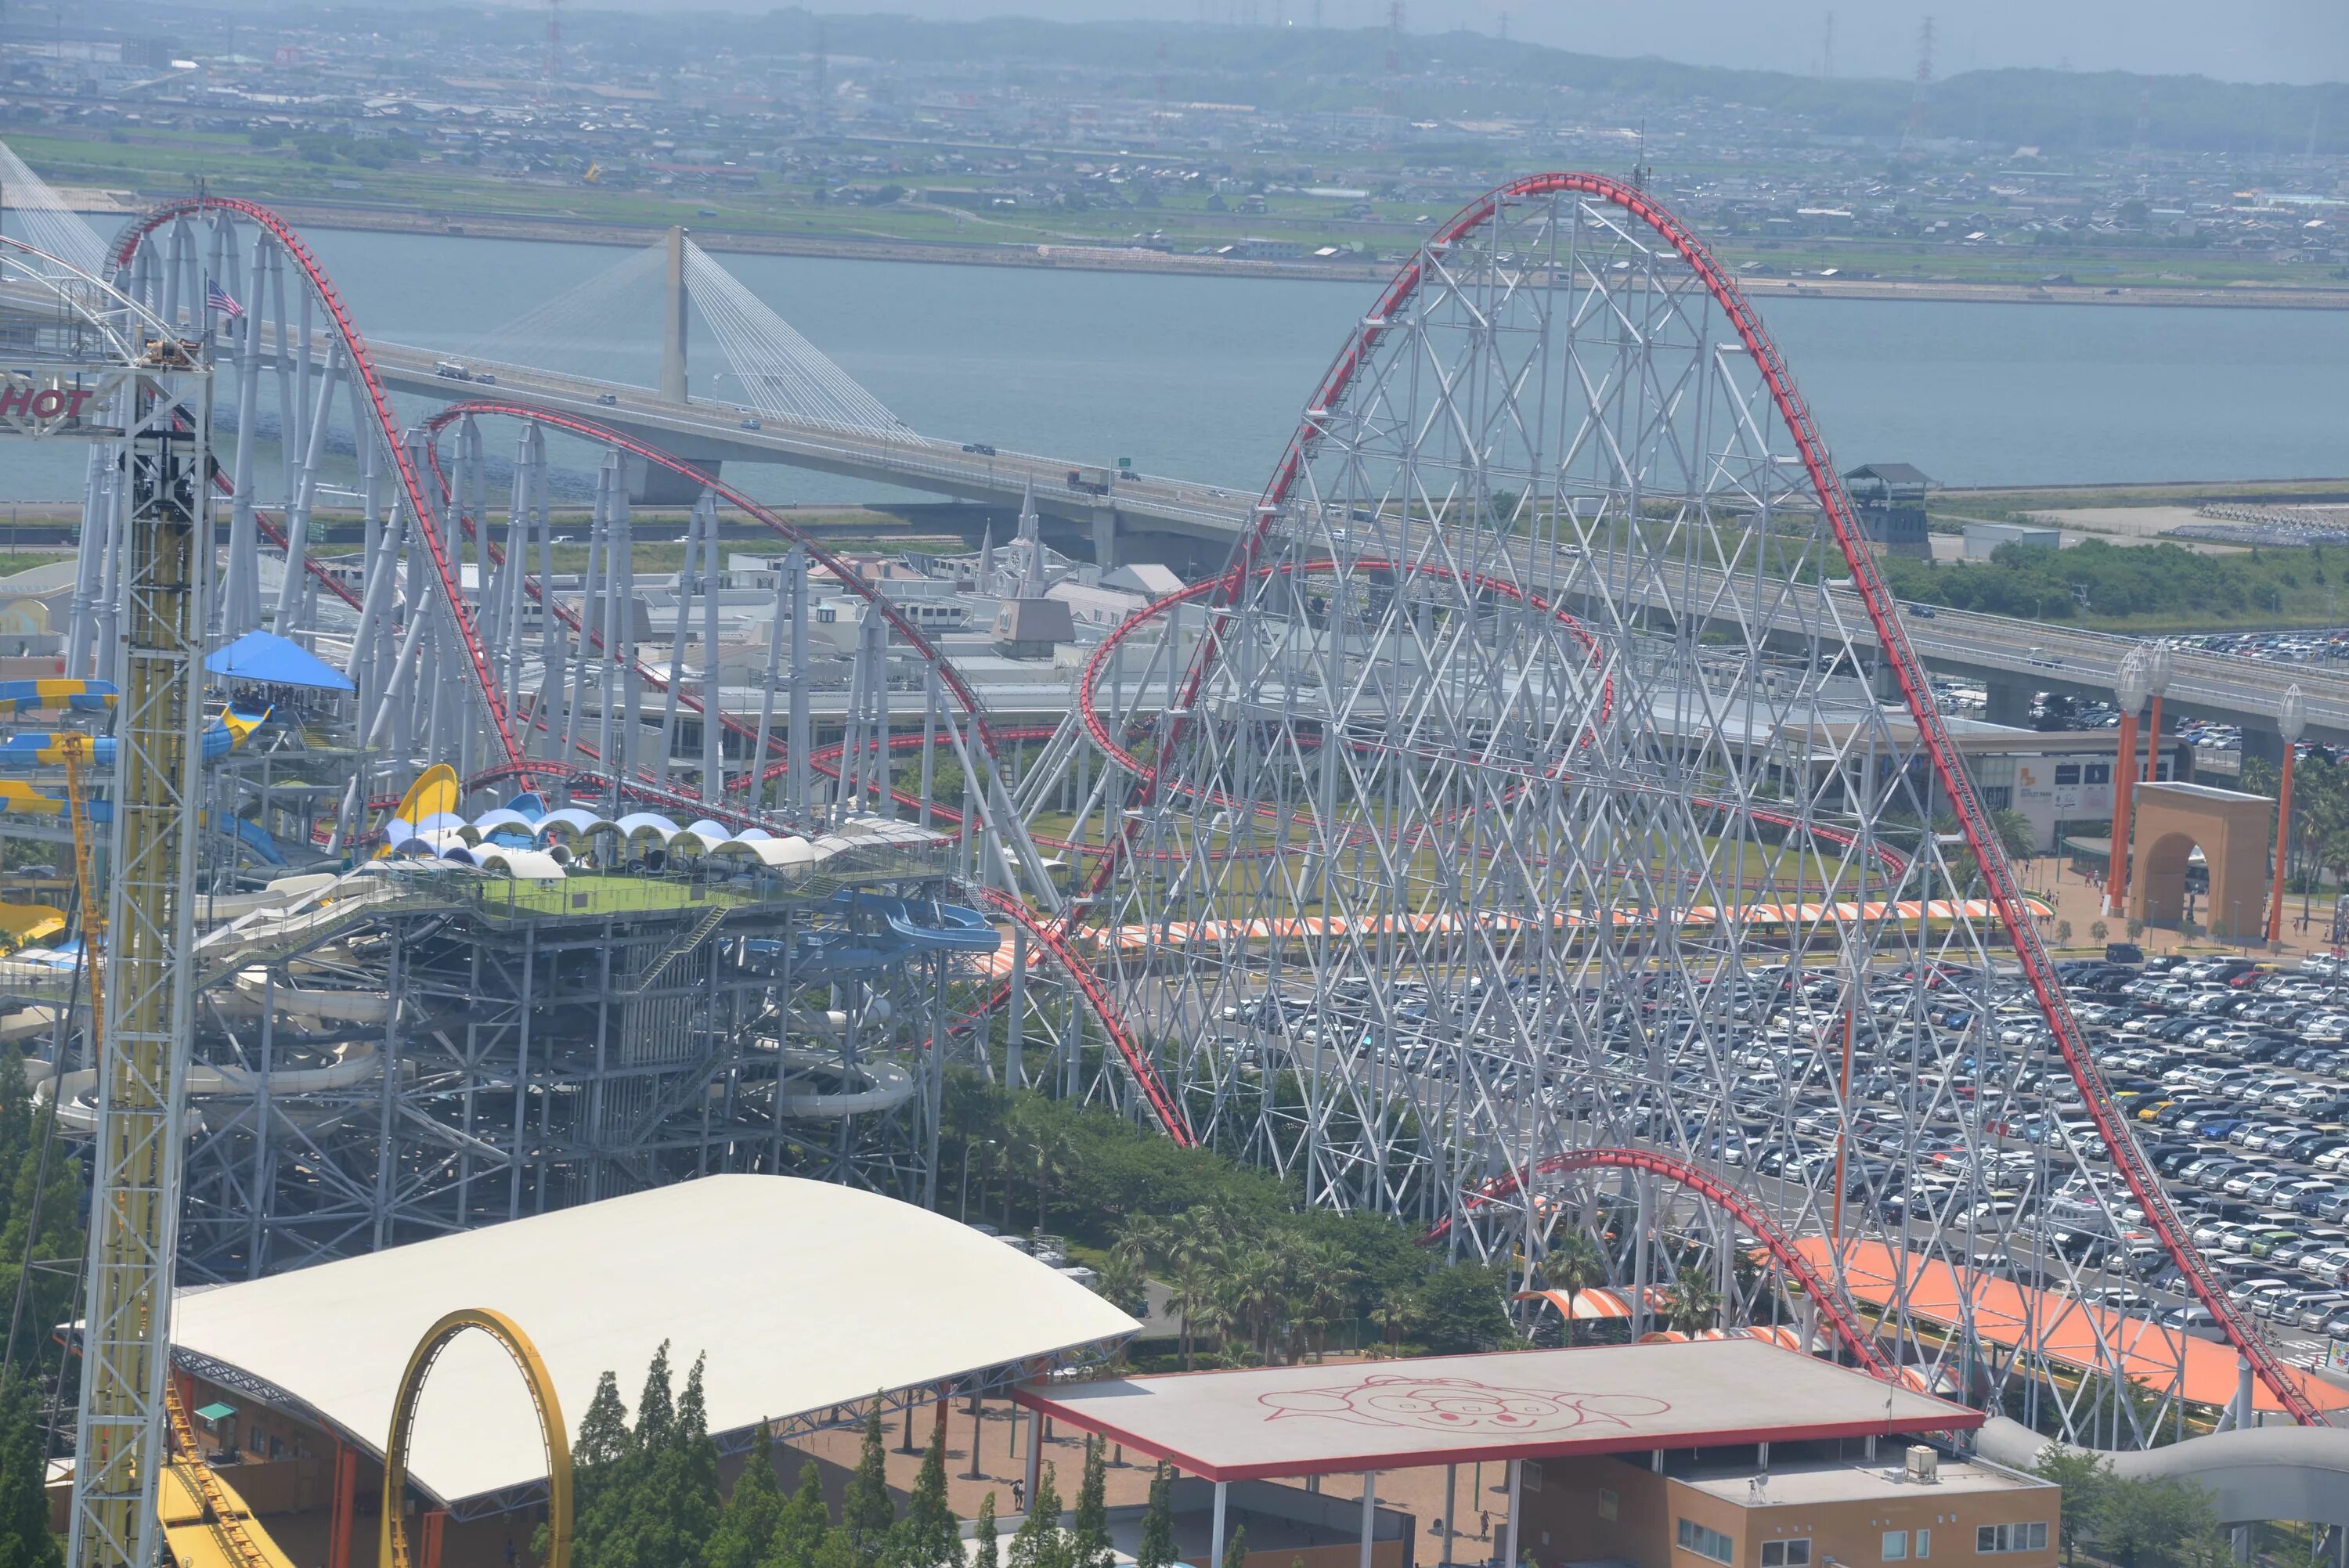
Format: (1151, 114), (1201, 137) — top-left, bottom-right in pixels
(2127, 783), (2274, 942)
(2136, 831), (2203, 929)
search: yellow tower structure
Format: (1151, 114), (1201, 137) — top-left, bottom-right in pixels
(66, 351), (211, 1568)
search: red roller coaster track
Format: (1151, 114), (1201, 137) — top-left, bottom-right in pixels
(113, 200), (530, 779)
(1149, 171), (2308, 1425)
(1421, 1147), (1891, 1379)
(420, 402), (993, 726)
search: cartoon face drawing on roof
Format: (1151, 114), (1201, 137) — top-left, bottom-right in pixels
(1257, 1375), (1670, 1435)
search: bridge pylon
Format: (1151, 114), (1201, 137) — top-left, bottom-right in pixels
(662, 224), (688, 405)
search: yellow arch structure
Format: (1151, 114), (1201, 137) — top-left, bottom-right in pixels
(382, 1309), (572, 1568)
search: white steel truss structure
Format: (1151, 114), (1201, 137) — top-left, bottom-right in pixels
(1052, 175), (2322, 1436)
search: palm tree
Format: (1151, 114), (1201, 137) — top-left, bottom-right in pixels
(1005, 1103), (1074, 1235)
(1296, 1240), (1359, 1362)
(1661, 1273), (1723, 1336)
(1539, 1233), (1607, 1349)
(1157, 1209), (1225, 1372)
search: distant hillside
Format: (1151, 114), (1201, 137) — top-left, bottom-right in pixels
(139, 2), (2349, 155)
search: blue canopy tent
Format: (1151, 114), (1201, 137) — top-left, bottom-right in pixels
(204, 630), (355, 693)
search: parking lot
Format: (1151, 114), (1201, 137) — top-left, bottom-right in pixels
(1200, 945), (2349, 1384)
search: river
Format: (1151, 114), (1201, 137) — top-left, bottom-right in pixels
(5, 221), (2347, 504)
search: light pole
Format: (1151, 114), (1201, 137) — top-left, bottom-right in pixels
(2267, 684), (2306, 948)
(2142, 644), (2173, 784)
(961, 1137), (997, 1224)
(2104, 648), (2150, 919)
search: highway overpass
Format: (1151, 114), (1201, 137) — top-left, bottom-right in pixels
(161, 330), (2349, 754)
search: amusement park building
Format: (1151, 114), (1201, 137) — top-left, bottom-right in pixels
(147, 1177), (1136, 1566)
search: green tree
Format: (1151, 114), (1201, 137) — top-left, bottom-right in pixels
(898, 1417), (960, 1568)
(768, 1456), (832, 1568)
(1222, 1522), (1248, 1568)
(1009, 1463), (1066, 1568)
(0, 1372), (57, 1568)
(1006, 1101), (1076, 1235)
(1135, 1466), (1175, 1568)
(2095, 1476), (2220, 1568)
(1070, 1436), (1112, 1568)
(0, 1048), (80, 1375)
(972, 1494), (1001, 1568)
(636, 1342), (677, 1451)
(2030, 1444), (2111, 1566)
(1660, 1274), (1723, 1335)
(568, 1344), (721, 1568)
(1990, 809), (2037, 865)
(842, 1406), (897, 1567)
(1539, 1234), (1607, 1349)
(1093, 1243), (1150, 1321)
(568, 1372), (636, 1568)
(1413, 1262), (1510, 1354)
(1294, 1239), (1359, 1361)
(668, 1356), (726, 1561)
(709, 1424), (785, 1568)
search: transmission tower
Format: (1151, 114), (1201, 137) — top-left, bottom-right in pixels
(1381, 0), (1404, 121)
(1820, 9), (1835, 77)
(544, 0), (561, 88)
(1900, 15), (1934, 153)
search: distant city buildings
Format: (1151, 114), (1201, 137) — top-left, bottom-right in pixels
(2, 3), (2342, 279)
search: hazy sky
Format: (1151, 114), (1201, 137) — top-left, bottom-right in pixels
(554, 0), (2349, 86)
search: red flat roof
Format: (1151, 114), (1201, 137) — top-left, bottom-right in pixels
(1016, 1339), (1980, 1482)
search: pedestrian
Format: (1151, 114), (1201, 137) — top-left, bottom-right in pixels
(1481, 1511), (1490, 1540)
(1012, 1478), (1027, 1511)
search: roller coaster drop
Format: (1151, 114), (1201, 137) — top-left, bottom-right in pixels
(24, 174), (2326, 1563)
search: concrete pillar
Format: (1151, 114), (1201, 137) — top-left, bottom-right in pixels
(1983, 679), (2033, 728)
(662, 225), (689, 404)
(2239, 725), (2286, 773)
(1442, 1465), (1456, 1567)
(1359, 1472), (1379, 1568)
(1503, 1458), (1523, 1568)
(1211, 1480), (1229, 1568)
(1092, 506), (1117, 571)
(1023, 1407), (1042, 1512)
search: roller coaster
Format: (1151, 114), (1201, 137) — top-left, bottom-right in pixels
(4, 151), (2344, 1568)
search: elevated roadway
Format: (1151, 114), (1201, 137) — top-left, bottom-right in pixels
(363, 345), (2349, 745)
(360, 339), (1255, 555)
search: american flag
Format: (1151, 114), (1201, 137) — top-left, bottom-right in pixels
(205, 282), (244, 319)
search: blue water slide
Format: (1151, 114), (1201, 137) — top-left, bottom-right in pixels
(836, 890), (1002, 954)
(73, 797), (289, 866)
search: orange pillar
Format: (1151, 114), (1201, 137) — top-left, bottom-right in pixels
(327, 1441), (357, 1568)
(2268, 742), (2297, 945)
(2142, 694), (2163, 783)
(2105, 708), (2139, 916)
(422, 1510), (448, 1568)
